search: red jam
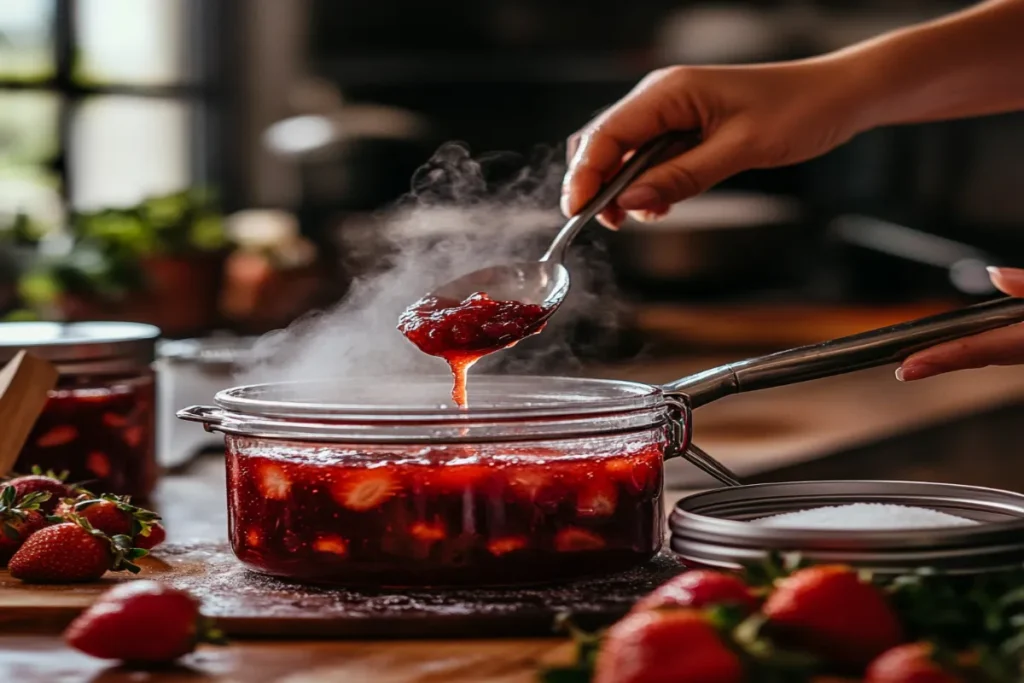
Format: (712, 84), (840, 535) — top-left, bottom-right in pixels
(226, 440), (665, 587)
(397, 292), (549, 407)
(15, 375), (157, 499)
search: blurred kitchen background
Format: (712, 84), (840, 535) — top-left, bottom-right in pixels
(2, 0), (1023, 351)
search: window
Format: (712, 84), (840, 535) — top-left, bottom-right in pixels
(0, 0), (224, 230)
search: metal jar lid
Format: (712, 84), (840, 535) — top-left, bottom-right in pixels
(669, 480), (1024, 575)
(157, 336), (257, 374)
(0, 321), (160, 375)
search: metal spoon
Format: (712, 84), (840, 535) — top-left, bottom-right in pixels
(425, 130), (703, 321)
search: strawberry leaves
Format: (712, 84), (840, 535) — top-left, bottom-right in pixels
(68, 514), (147, 575)
(538, 614), (603, 683)
(69, 493), (161, 538)
(0, 486), (50, 541)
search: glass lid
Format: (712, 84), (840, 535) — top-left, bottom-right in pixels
(214, 375), (665, 423)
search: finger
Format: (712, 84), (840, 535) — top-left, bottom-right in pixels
(616, 125), (749, 210)
(597, 205), (627, 230)
(566, 131), (582, 168)
(627, 203), (671, 224)
(565, 79), (701, 216)
(896, 323), (1024, 381)
(989, 266), (1024, 297)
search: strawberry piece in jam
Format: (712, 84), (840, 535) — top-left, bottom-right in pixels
(397, 292), (549, 407)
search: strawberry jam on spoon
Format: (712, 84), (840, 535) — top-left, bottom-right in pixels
(398, 292), (550, 407)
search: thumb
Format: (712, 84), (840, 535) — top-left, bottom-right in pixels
(988, 267), (1024, 297)
(615, 126), (750, 211)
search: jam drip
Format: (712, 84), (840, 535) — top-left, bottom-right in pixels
(226, 441), (665, 587)
(397, 292), (549, 407)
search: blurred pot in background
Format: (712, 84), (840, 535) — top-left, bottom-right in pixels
(220, 209), (324, 333)
(264, 80), (435, 213)
(609, 191), (808, 298)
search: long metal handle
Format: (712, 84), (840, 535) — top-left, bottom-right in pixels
(666, 296), (1024, 408)
(541, 129), (702, 263)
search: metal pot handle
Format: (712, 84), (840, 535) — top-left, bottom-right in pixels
(666, 296), (1024, 409)
(176, 405), (228, 433)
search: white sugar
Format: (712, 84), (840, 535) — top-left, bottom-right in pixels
(752, 503), (978, 530)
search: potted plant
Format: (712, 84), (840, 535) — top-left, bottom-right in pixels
(19, 189), (231, 337)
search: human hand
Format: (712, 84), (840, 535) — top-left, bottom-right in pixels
(561, 58), (869, 228)
(898, 268), (1024, 381)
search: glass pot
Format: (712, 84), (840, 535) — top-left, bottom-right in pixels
(180, 296), (1024, 587)
(180, 376), (678, 587)
(0, 322), (161, 499)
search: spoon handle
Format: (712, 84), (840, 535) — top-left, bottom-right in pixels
(541, 129), (702, 263)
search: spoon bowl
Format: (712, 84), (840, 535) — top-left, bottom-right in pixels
(430, 261), (570, 318)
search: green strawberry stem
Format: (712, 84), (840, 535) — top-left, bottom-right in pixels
(72, 494), (162, 537)
(64, 515), (148, 574)
(0, 487), (50, 540)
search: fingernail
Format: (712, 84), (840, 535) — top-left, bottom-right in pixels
(617, 185), (661, 210)
(628, 210), (666, 224)
(560, 193), (572, 217)
(896, 363), (934, 382)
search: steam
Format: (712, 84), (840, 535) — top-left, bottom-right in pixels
(236, 142), (626, 395)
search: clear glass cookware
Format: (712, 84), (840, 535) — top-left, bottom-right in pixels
(179, 296), (1024, 586)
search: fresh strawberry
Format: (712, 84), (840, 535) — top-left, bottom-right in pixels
(576, 478), (618, 517)
(763, 565), (904, 668)
(331, 469), (401, 511)
(594, 608), (744, 683)
(2, 467), (76, 513)
(55, 494), (161, 540)
(64, 580), (223, 663)
(8, 518), (145, 583)
(633, 570), (759, 615)
(135, 522), (166, 550)
(255, 461), (291, 500)
(0, 487), (51, 565)
(865, 643), (964, 683)
(555, 527), (606, 552)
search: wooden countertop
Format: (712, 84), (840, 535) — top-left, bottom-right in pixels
(8, 356), (1024, 681)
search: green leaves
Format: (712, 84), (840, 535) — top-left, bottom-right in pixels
(18, 188), (229, 303)
(537, 614), (603, 683)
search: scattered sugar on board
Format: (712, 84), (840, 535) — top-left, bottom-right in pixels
(752, 503), (978, 530)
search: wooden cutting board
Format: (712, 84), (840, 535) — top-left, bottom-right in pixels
(0, 542), (685, 638)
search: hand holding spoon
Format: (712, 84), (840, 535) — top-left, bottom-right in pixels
(426, 130), (703, 318)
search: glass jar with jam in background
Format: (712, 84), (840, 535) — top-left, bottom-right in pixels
(0, 322), (160, 501)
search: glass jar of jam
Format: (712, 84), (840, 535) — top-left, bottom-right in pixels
(179, 376), (683, 588)
(0, 322), (160, 500)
